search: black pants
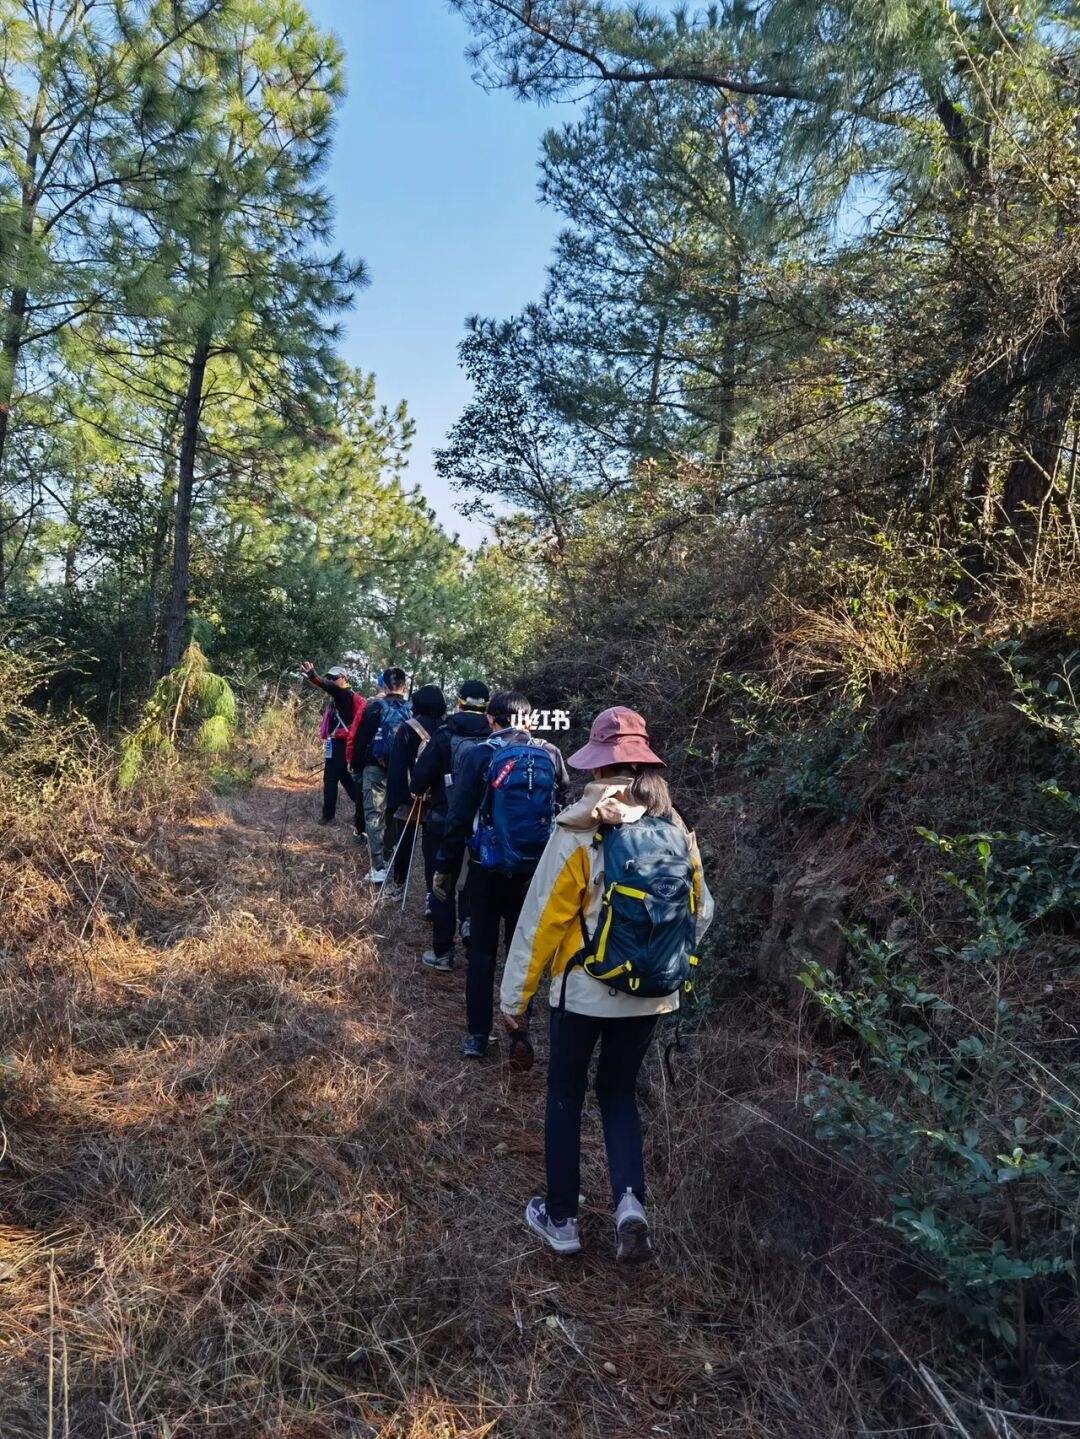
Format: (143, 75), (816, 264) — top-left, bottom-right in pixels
(465, 866), (532, 1036)
(383, 814), (408, 883)
(430, 846), (464, 957)
(545, 1007), (660, 1222)
(322, 739), (363, 829)
(421, 827), (441, 904)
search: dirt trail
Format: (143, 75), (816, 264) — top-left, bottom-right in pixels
(241, 769), (734, 1435)
(3, 763), (749, 1439)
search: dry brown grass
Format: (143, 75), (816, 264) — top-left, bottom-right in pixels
(0, 742), (1028, 1438)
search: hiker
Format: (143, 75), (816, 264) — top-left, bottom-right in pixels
(433, 690), (570, 1057)
(300, 661), (364, 835)
(499, 706), (713, 1264)
(409, 678), (491, 966)
(384, 683), (447, 893)
(347, 666), (411, 884)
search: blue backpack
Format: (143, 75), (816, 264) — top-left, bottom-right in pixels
(469, 737), (557, 874)
(371, 696), (412, 766)
(567, 818), (699, 1000)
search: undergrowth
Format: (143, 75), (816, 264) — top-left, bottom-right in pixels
(798, 677), (1080, 1404)
(4, 586), (1080, 1434)
(522, 549), (1080, 1426)
(0, 643), (1002, 1438)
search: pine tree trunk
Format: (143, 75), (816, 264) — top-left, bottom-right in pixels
(62, 471), (85, 589)
(638, 312), (667, 451)
(146, 416), (180, 683)
(714, 276), (741, 466)
(0, 97), (44, 599)
(713, 133), (743, 471)
(0, 289), (30, 600)
(958, 449), (994, 598)
(161, 335), (211, 672)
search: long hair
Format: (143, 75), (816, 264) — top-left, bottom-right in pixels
(598, 763), (673, 819)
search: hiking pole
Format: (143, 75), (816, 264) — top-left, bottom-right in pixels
(370, 796), (420, 911)
(400, 806), (422, 914)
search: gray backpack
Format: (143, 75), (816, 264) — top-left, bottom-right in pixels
(447, 731), (481, 790)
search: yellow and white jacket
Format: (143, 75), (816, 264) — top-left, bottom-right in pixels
(500, 779), (715, 1019)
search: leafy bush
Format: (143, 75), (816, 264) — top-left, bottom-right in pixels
(781, 715), (867, 820)
(720, 671), (868, 819)
(799, 676), (1080, 1364)
(801, 914), (1075, 1353)
(119, 643), (238, 787)
(0, 632), (96, 805)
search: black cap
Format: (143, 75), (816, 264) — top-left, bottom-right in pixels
(413, 684), (447, 718)
(458, 679), (490, 710)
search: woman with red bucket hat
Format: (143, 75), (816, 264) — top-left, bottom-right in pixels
(500, 706), (714, 1263)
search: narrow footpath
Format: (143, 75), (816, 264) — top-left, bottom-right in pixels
(248, 764), (739, 1439)
(3, 760), (746, 1439)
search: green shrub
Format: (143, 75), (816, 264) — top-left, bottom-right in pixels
(799, 773), (1080, 1359)
(120, 643), (238, 786)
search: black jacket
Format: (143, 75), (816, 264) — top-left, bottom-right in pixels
(435, 726), (571, 871)
(349, 693), (409, 772)
(307, 675), (360, 731)
(387, 713), (438, 818)
(410, 710), (491, 835)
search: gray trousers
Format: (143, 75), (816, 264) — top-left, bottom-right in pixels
(362, 765), (388, 869)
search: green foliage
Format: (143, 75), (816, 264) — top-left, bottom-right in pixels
(782, 718), (867, 821)
(446, 0), (1080, 717)
(1, 4), (529, 707)
(196, 714), (235, 756)
(0, 634), (88, 798)
(799, 678), (1080, 1355)
(1009, 650), (1080, 752)
(120, 644), (238, 786)
(718, 672), (868, 819)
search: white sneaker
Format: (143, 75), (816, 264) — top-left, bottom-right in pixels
(525, 1197), (582, 1255)
(614, 1188), (653, 1264)
(421, 949), (454, 972)
(368, 867), (388, 885)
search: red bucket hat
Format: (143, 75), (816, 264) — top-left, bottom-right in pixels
(567, 706), (666, 771)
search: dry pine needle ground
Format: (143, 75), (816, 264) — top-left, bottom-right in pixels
(0, 760), (963, 1438)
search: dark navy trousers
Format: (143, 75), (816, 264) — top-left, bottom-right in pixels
(545, 1006), (660, 1222)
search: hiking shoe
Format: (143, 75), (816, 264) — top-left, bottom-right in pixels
(421, 949), (454, 972)
(461, 1033), (488, 1059)
(368, 867), (388, 885)
(317, 816), (333, 826)
(614, 1188), (653, 1264)
(525, 1197), (582, 1255)
(351, 830), (367, 845)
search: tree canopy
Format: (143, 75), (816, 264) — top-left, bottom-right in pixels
(0, 0), (533, 714)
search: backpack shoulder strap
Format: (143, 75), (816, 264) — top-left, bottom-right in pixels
(476, 736), (506, 823)
(405, 716), (430, 754)
(557, 828), (611, 1010)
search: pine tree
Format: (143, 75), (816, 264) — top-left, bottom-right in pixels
(453, 0), (1080, 556)
(0, 0), (218, 594)
(120, 0), (364, 671)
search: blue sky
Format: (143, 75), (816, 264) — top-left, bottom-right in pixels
(306, 0), (570, 546)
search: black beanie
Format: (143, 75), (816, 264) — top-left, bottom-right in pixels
(458, 678), (490, 710)
(413, 684), (446, 718)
